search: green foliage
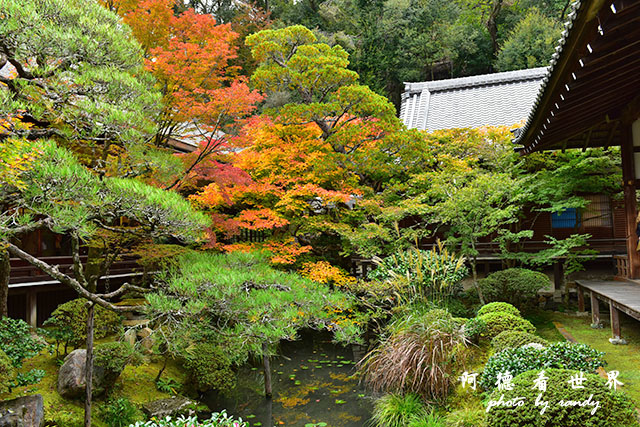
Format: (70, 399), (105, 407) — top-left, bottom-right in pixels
(362, 307), (468, 402)
(368, 245), (468, 304)
(148, 250), (364, 365)
(463, 317), (487, 341)
(371, 393), (428, 427)
(491, 330), (549, 353)
(14, 368), (45, 387)
(129, 413), (247, 427)
(0, 317), (45, 367)
(479, 269), (549, 308)
(94, 342), (141, 375)
(477, 312), (535, 339)
(480, 342), (606, 391)
(155, 376), (181, 395)
(100, 397), (141, 427)
(476, 302), (520, 317)
(183, 343), (235, 393)
(0, 0), (160, 146)
(444, 408), (487, 427)
(495, 9), (562, 71)
(408, 412), (446, 427)
(0, 348), (16, 393)
(486, 369), (638, 426)
(45, 299), (122, 347)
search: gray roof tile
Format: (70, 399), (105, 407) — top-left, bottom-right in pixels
(400, 67), (547, 131)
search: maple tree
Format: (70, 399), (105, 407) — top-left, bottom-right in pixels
(105, 0), (263, 189)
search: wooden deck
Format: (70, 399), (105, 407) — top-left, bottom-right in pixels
(575, 279), (640, 344)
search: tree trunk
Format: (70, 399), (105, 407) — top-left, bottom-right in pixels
(0, 248), (9, 318)
(472, 257), (485, 305)
(262, 342), (272, 398)
(84, 302), (95, 427)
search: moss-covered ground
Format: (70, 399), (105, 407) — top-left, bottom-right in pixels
(527, 308), (640, 405)
(0, 334), (188, 426)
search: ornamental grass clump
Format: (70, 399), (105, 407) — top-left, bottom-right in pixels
(369, 242), (467, 304)
(361, 308), (468, 402)
(371, 393), (428, 427)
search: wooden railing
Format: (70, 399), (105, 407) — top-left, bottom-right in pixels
(9, 255), (142, 286)
(614, 255), (629, 279)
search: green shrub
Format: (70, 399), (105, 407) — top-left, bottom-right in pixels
(45, 299), (122, 348)
(491, 330), (549, 353)
(129, 413), (247, 427)
(101, 397), (141, 427)
(183, 343), (235, 392)
(480, 342), (606, 391)
(371, 393), (428, 427)
(486, 369), (638, 426)
(476, 302), (520, 317)
(94, 342), (141, 394)
(479, 268), (549, 308)
(0, 317), (46, 367)
(462, 317), (486, 341)
(0, 348), (16, 393)
(477, 312), (535, 339)
(95, 341), (140, 375)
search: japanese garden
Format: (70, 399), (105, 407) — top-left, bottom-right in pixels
(2, 0), (640, 426)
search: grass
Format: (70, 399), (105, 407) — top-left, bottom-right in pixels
(0, 334), (187, 426)
(527, 309), (640, 405)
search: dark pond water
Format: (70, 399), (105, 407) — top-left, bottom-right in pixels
(204, 332), (374, 427)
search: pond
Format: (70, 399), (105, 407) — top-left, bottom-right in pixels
(204, 331), (374, 427)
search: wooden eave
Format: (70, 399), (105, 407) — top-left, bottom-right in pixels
(518, 0), (640, 154)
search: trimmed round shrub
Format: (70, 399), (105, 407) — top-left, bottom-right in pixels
(477, 312), (535, 339)
(491, 330), (549, 353)
(486, 369), (638, 426)
(479, 268), (550, 308)
(371, 393), (428, 427)
(183, 343), (235, 392)
(477, 302), (520, 317)
(480, 342), (606, 391)
(0, 348), (16, 393)
(45, 298), (122, 347)
(0, 317), (46, 367)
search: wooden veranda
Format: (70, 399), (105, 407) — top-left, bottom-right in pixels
(516, 0), (640, 342)
(576, 279), (640, 343)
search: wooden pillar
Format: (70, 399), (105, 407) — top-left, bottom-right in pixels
(578, 286), (585, 312)
(590, 292), (601, 328)
(26, 289), (37, 327)
(620, 124), (640, 278)
(610, 302), (621, 339)
(553, 260), (563, 290)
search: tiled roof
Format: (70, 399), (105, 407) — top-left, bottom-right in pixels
(400, 67), (547, 131)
